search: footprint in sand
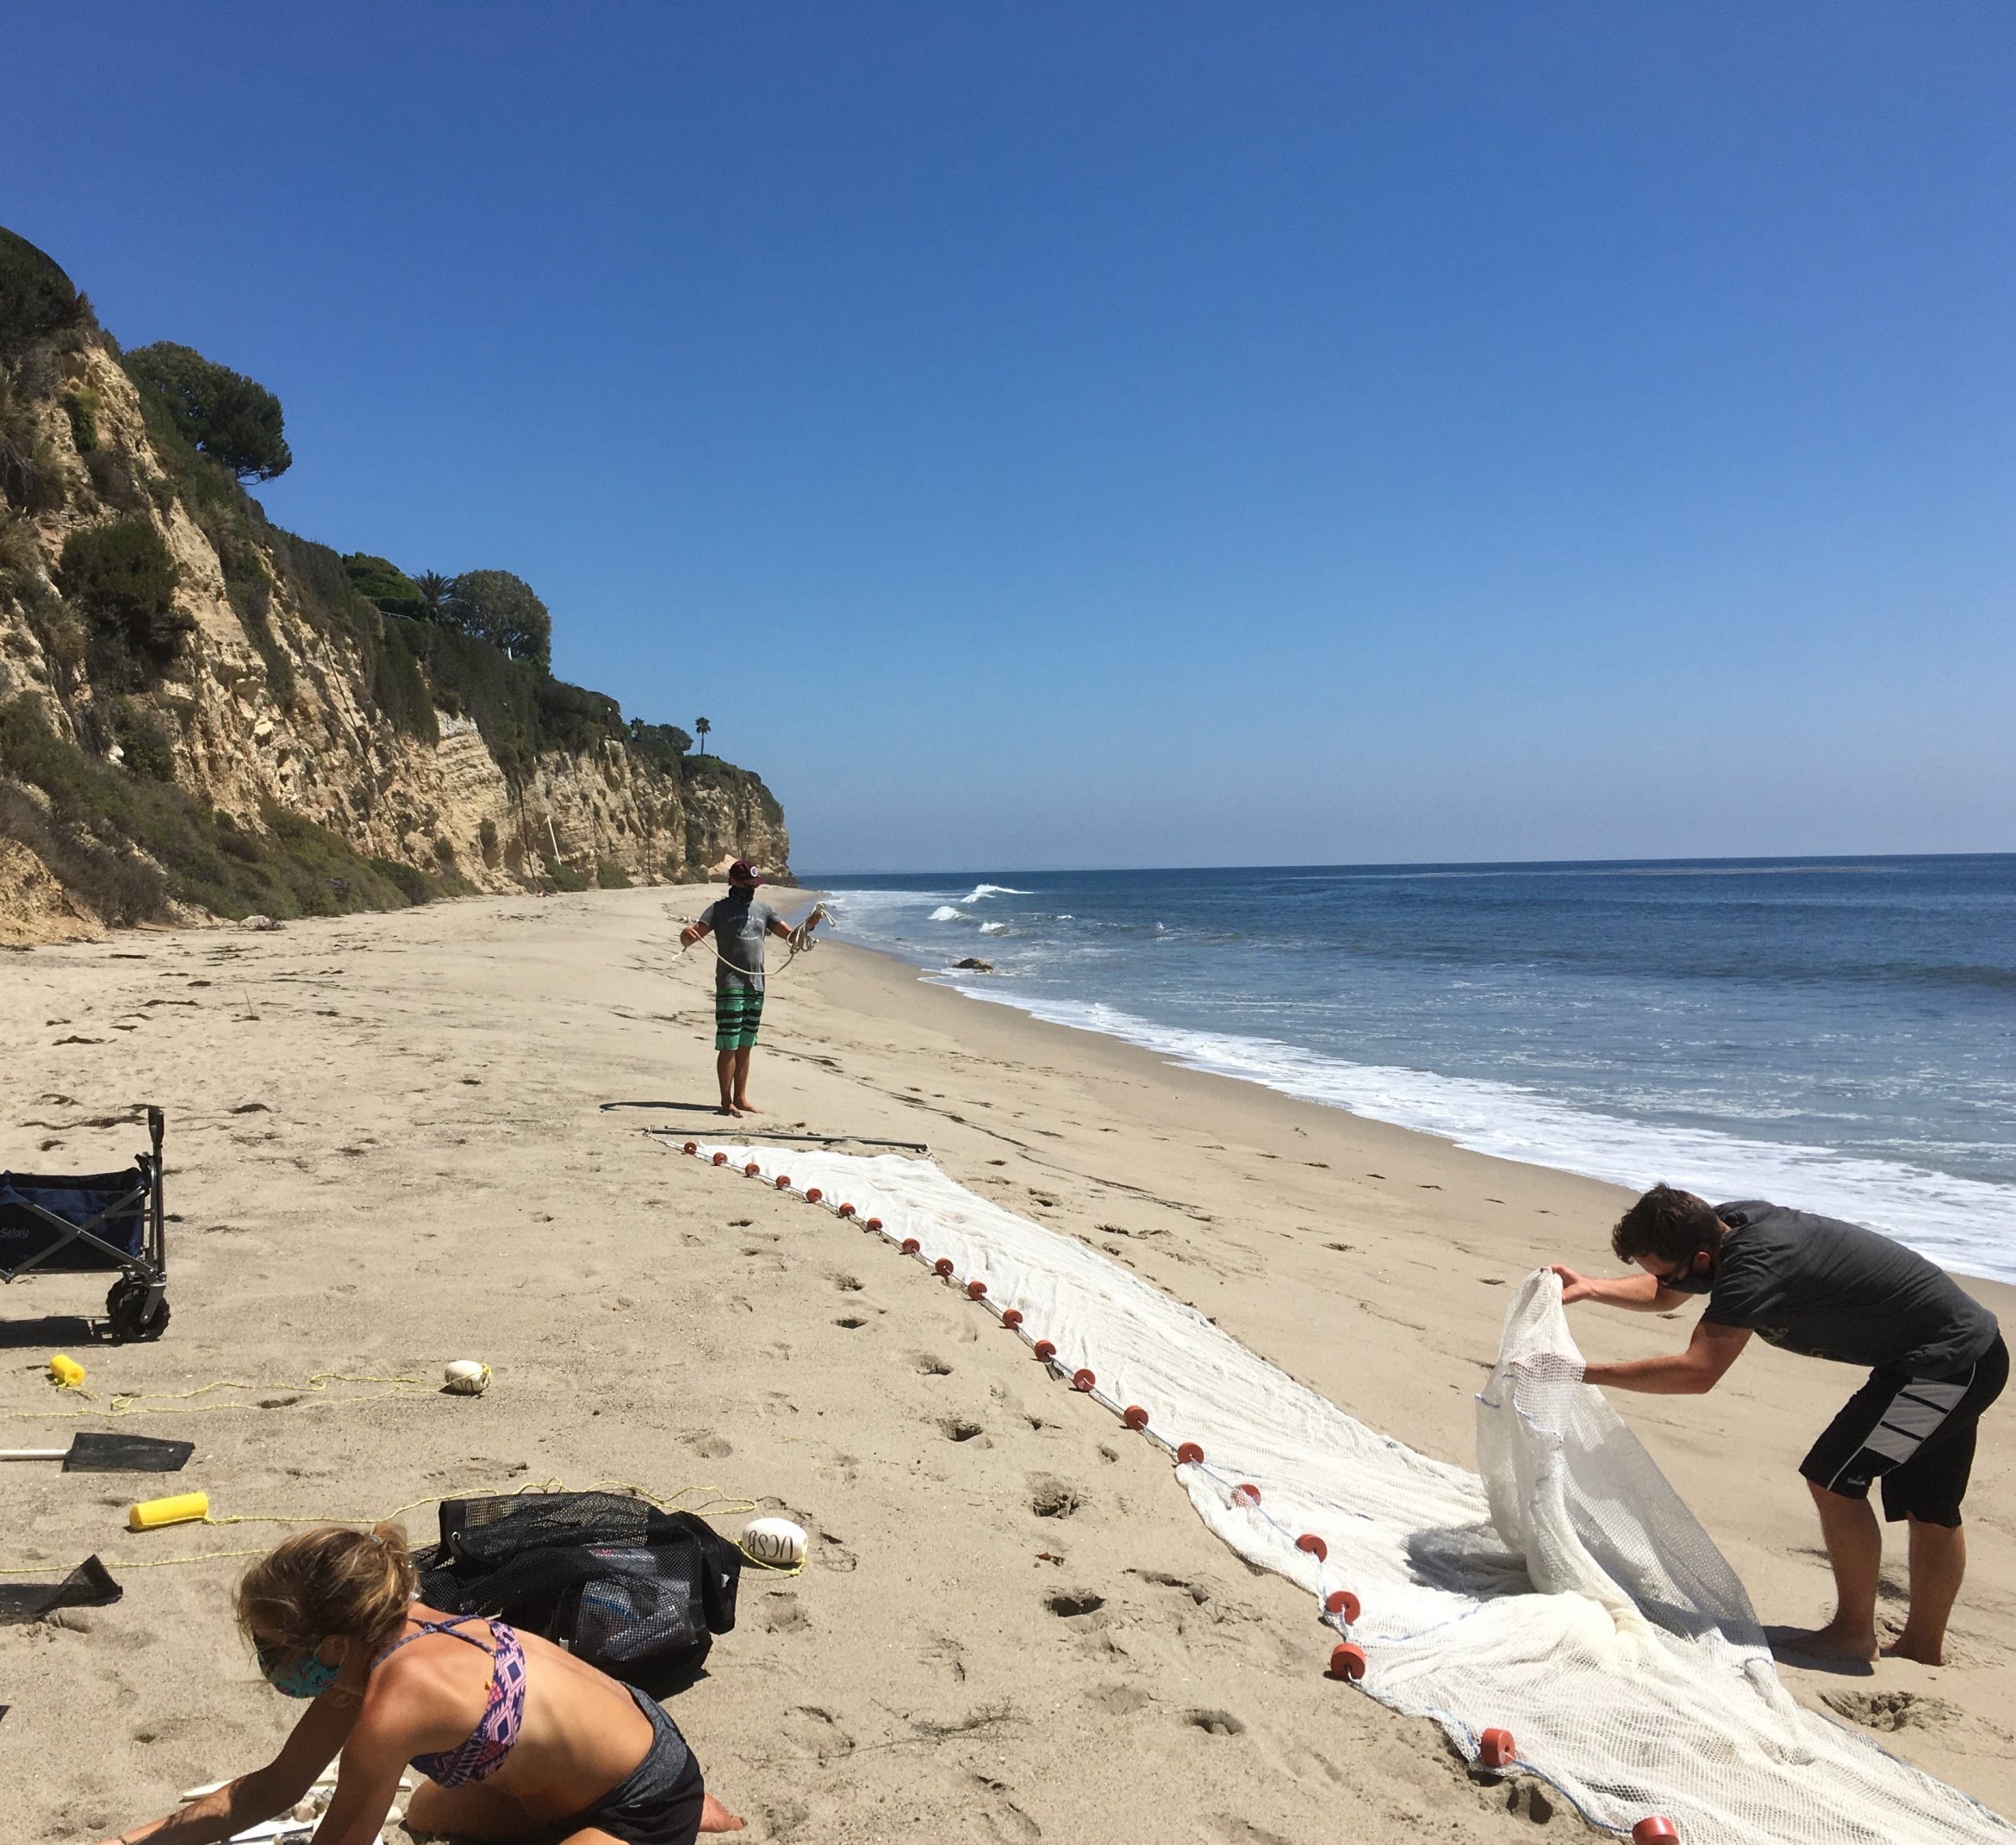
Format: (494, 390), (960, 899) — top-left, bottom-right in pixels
(1186, 1709), (1247, 1737)
(938, 1415), (986, 1443)
(1029, 1475), (1084, 1518)
(1046, 1589), (1104, 1617)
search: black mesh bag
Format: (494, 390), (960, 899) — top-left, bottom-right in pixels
(412, 1492), (740, 1686)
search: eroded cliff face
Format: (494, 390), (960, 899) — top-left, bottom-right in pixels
(0, 337), (787, 944)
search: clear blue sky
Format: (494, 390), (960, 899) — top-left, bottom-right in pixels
(12, 3), (2013, 870)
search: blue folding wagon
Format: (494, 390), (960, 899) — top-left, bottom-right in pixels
(0, 1106), (170, 1340)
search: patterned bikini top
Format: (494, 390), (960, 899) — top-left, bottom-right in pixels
(376, 1615), (528, 1786)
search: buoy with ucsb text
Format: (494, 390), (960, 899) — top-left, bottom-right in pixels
(740, 1517), (807, 1567)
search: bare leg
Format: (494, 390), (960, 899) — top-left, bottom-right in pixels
(1887, 1517), (1965, 1665)
(405, 1777), (541, 1840)
(1781, 1480), (1881, 1660)
(730, 1046), (759, 1113)
(714, 1049), (739, 1115)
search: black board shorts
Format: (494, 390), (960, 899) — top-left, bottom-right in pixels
(1800, 1334), (2007, 1527)
(536, 1685), (706, 1845)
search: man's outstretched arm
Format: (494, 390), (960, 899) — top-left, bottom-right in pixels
(1549, 1264), (1695, 1312)
(1583, 1319), (1752, 1396)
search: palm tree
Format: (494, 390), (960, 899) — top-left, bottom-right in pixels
(414, 570), (453, 621)
(694, 716), (712, 757)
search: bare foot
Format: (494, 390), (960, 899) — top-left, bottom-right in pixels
(733, 1099), (762, 1114)
(1884, 1633), (1946, 1666)
(1776, 1621), (1879, 1663)
(700, 1792), (745, 1832)
(715, 1102), (740, 1117)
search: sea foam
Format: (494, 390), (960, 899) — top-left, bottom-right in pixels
(943, 982), (2016, 1284)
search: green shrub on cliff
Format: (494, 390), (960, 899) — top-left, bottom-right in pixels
(345, 552), (426, 619)
(0, 227), (89, 355)
(123, 340), (292, 482)
(57, 520), (191, 687)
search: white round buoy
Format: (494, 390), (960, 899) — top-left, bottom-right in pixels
(443, 1360), (492, 1396)
(741, 1516), (806, 1567)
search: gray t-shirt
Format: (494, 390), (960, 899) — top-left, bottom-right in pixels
(1702, 1200), (1999, 1377)
(698, 894), (779, 991)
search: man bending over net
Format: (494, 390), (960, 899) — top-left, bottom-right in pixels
(1552, 1185), (2005, 1666)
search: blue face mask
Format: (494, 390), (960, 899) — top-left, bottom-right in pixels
(258, 1640), (340, 1699)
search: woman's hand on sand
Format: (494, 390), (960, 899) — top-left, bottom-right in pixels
(700, 1792), (746, 1832)
(1548, 1263), (1597, 1303)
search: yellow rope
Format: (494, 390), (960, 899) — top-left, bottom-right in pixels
(0, 1477), (807, 1575)
(3, 1371), (436, 1424)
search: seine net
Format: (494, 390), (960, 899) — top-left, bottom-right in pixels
(699, 1144), (2015, 1845)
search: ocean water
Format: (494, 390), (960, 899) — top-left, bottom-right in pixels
(806, 859), (2016, 1283)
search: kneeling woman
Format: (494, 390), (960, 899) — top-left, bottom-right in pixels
(98, 1524), (743, 1845)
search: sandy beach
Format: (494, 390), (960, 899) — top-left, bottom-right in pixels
(3, 886), (2010, 1844)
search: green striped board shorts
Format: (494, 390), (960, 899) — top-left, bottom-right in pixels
(714, 982), (765, 1050)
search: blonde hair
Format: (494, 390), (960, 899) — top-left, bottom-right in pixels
(236, 1522), (415, 1659)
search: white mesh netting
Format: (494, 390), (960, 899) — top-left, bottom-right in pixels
(686, 1142), (2013, 1844)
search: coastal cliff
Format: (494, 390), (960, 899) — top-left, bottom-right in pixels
(0, 228), (787, 945)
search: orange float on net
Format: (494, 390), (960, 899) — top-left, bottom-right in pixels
(967, 1279), (987, 1300)
(682, 1141), (698, 1155)
(900, 1237), (921, 1255)
(775, 1175), (792, 1189)
(1233, 1483), (1261, 1507)
(1123, 1405), (1149, 1430)
(1327, 1642), (1366, 1682)
(1001, 1307), (1023, 1328)
(1631, 1821), (1678, 1844)
(744, 1162), (761, 1176)
(934, 1257), (955, 1277)
(1176, 1441), (1204, 1465)
(1323, 1589), (1361, 1624)
(712, 1152), (729, 1166)
(1296, 1533), (1328, 1561)
(1033, 1340), (1057, 1362)
(837, 1203), (856, 1218)
(805, 1187), (823, 1204)
(864, 1217), (882, 1232)
(1478, 1729), (1516, 1771)
(1072, 1368), (1095, 1392)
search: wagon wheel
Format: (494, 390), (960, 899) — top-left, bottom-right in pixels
(106, 1275), (171, 1342)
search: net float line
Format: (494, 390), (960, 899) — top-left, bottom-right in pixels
(669, 1138), (1682, 1842)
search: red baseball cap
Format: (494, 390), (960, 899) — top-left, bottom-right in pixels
(727, 859), (763, 885)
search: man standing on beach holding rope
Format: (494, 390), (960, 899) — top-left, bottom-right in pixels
(1553, 1184), (2005, 1668)
(680, 860), (808, 1118)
